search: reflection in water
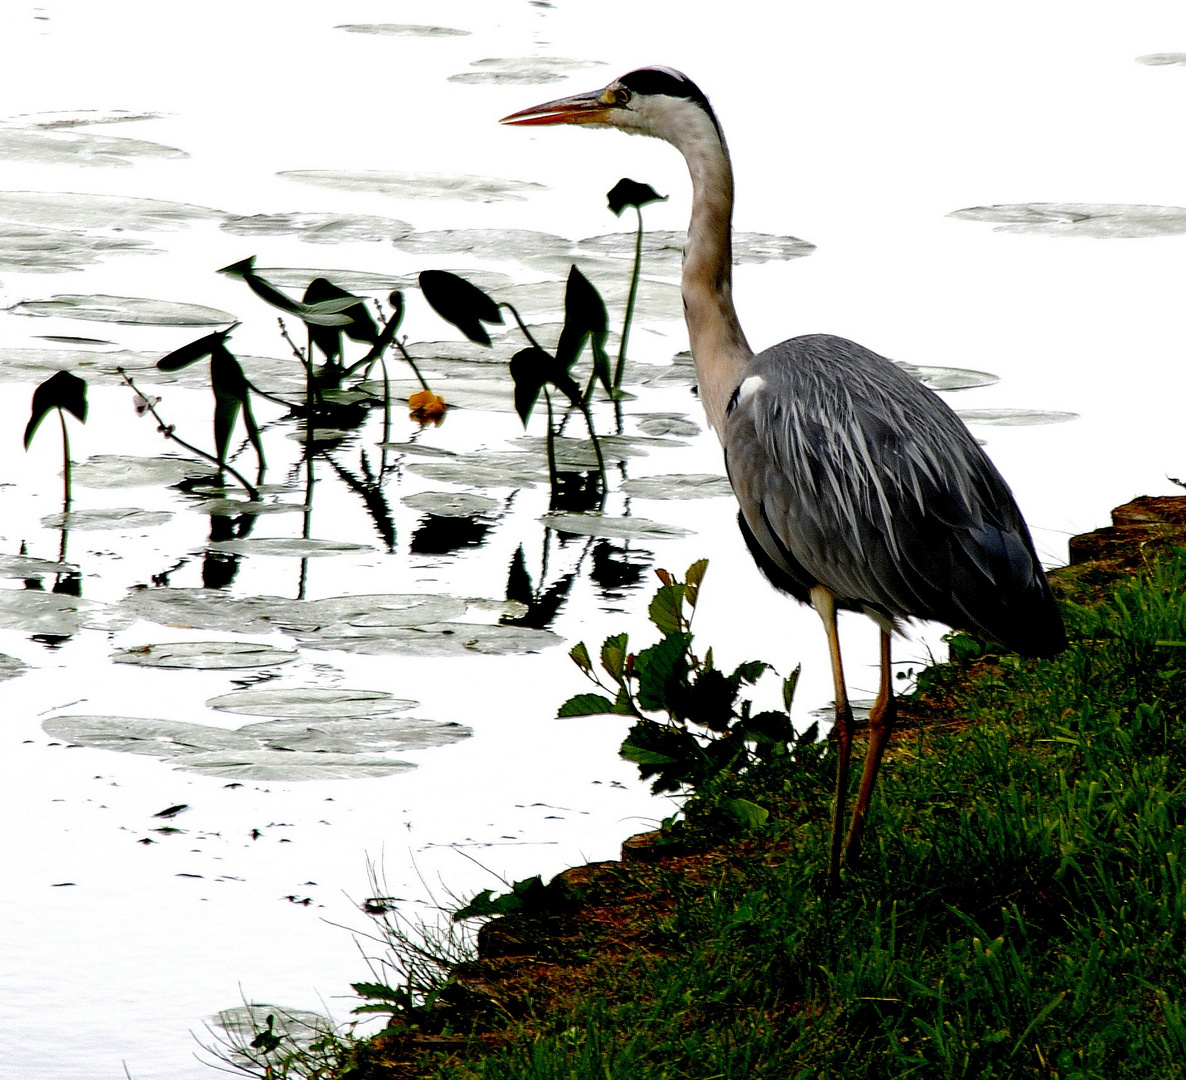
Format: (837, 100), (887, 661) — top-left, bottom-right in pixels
(202, 512), (256, 589)
(590, 539), (652, 597)
(325, 453), (397, 552)
(410, 513), (491, 555)
(502, 543), (576, 630)
(549, 469), (603, 512)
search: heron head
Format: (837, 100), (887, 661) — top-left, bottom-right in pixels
(500, 66), (723, 146)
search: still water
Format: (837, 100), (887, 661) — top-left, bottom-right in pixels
(2, 2), (1186, 1076)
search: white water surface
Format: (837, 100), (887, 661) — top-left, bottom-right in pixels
(3, 2), (1186, 1077)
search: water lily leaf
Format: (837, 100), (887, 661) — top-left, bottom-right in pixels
(895, 363), (999, 392)
(112, 641), (297, 669)
(0, 589), (96, 636)
(956, 408), (1079, 426)
(949, 202), (1186, 238)
(402, 491), (499, 517)
(1137, 52), (1186, 65)
(10, 294), (236, 326)
(40, 508), (173, 530)
(236, 716), (472, 753)
(336, 23), (470, 38)
(0, 653), (26, 681)
(635, 414), (700, 437)
(293, 622), (561, 657)
(619, 474), (734, 499)
(41, 714), (260, 757)
(542, 512), (691, 540)
(408, 454), (546, 489)
(281, 170), (545, 203)
(448, 56), (607, 85)
(205, 538), (371, 557)
(0, 555), (77, 579)
(73, 454), (211, 489)
(194, 498), (306, 517)
(173, 750), (415, 780)
(220, 211), (413, 245)
(24, 369), (88, 448)
(206, 688), (416, 719)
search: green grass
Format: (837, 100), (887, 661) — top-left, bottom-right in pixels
(295, 552), (1186, 1080)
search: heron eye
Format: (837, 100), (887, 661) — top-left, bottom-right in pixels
(613, 88), (631, 106)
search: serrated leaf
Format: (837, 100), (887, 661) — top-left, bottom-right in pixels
(569, 641), (592, 674)
(731, 660), (768, 685)
(24, 370), (88, 449)
(156, 325), (238, 372)
(419, 269), (503, 346)
(607, 178), (667, 216)
(600, 632), (628, 681)
(557, 693), (615, 717)
(351, 982), (405, 1002)
(620, 742), (679, 766)
(648, 583), (686, 636)
(684, 558), (708, 605)
(635, 633), (691, 713)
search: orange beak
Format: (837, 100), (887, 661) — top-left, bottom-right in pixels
(500, 89), (615, 127)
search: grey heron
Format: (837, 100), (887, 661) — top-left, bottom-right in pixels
(502, 66), (1066, 886)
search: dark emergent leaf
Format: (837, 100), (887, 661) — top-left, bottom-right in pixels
(218, 256), (355, 326)
(509, 346), (553, 424)
(418, 270), (503, 346)
(555, 265), (611, 393)
(304, 277), (379, 360)
(156, 324), (239, 372)
(210, 344), (262, 466)
(24, 370), (88, 449)
(607, 178), (666, 216)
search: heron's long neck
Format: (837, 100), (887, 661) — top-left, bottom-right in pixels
(680, 132), (754, 438)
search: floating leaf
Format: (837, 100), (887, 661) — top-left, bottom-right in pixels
(41, 714), (260, 757)
(619, 474), (733, 500)
(293, 622), (561, 657)
(956, 408), (1079, 426)
(172, 750), (415, 780)
(0, 653), (26, 680)
(206, 688), (416, 719)
(24, 369), (88, 448)
(542, 512), (691, 540)
(280, 170), (545, 203)
(419, 270), (504, 346)
(336, 23), (470, 38)
(402, 491), (499, 518)
(607, 178), (667, 216)
(72, 454), (210, 489)
(235, 716), (472, 754)
(40, 508), (172, 530)
(895, 362), (999, 392)
(205, 538), (371, 557)
(112, 641), (297, 669)
(948, 202), (1186, 238)
(635, 414), (700, 438)
(11, 294), (236, 326)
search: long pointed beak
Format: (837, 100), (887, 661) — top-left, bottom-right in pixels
(500, 89), (614, 127)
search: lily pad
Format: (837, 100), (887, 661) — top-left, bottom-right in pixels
(172, 750), (415, 780)
(0, 125), (186, 168)
(948, 202), (1186, 238)
(194, 498), (307, 517)
(280, 170), (545, 203)
(408, 454), (546, 489)
(40, 508), (173, 530)
(635, 414), (701, 438)
(293, 622), (561, 658)
(895, 363), (999, 392)
(402, 491), (500, 518)
(0, 653), (27, 680)
(0, 555), (77, 579)
(1136, 53), (1186, 65)
(542, 512), (691, 540)
(220, 211), (413, 245)
(956, 408), (1079, 426)
(449, 56), (607, 86)
(236, 716), (472, 753)
(619, 474), (734, 499)
(336, 23), (470, 37)
(73, 454), (211, 489)
(112, 641), (297, 669)
(0, 589), (96, 637)
(205, 688), (416, 719)
(41, 714), (260, 757)
(10, 294), (236, 326)
(205, 538), (371, 558)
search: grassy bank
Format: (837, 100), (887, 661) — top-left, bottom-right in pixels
(232, 500), (1186, 1080)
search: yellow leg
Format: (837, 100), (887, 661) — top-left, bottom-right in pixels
(845, 628), (897, 862)
(812, 586), (853, 892)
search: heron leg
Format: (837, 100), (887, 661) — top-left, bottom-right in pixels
(812, 587), (853, 892)
(845, 627), (897, 862)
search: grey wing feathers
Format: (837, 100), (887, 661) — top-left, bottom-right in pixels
(723, 334), (1065, 656)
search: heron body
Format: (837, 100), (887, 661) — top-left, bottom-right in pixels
(503, 66), (1066, 886)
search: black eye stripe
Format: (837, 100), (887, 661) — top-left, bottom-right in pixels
(616, 67), (723, 141)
